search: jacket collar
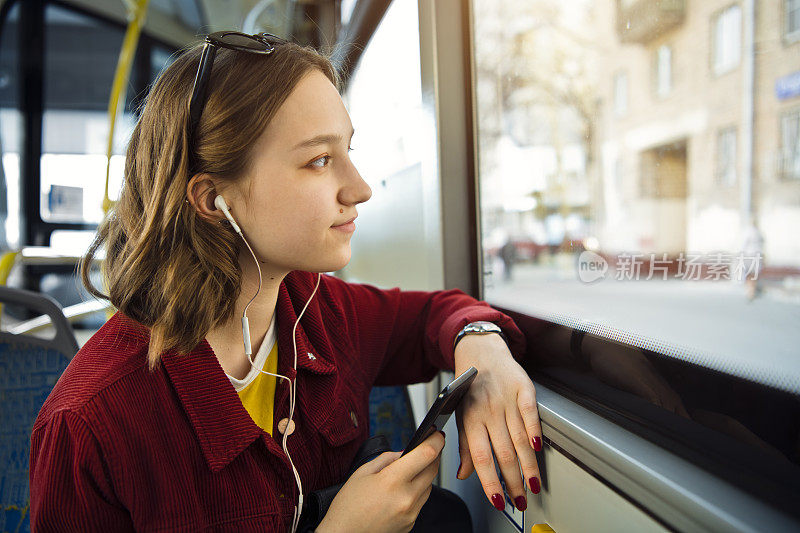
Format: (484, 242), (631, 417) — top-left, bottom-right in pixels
(161, 338), (260, 472)
(160, 271), (337, 472)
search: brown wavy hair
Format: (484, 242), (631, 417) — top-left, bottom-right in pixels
(80, 39), (339, 369)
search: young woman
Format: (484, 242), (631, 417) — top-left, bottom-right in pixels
(29, 33), (543, 532)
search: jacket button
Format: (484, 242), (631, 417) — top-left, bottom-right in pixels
(350, 410), (358, 428)
(277, 418), (296, 435)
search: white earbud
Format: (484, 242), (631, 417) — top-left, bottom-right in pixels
(214, 195), (242, 234)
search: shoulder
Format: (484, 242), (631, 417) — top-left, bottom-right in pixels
(32, 312), (152, 433)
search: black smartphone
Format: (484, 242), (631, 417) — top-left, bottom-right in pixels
(401, 366), (478, 456)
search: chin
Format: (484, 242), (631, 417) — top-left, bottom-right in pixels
(310, 248), (351, 273)
(330, 250), (352, 271)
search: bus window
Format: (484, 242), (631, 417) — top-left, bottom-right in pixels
(471, 0), (800, 517)
(40, 4), (130, 226)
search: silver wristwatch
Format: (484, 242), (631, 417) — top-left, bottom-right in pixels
(453, 321), (507, 349)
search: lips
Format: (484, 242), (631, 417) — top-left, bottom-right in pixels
(332, 216), (357, 227)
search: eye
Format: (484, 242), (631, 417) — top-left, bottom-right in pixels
(308, 155), (331, 169)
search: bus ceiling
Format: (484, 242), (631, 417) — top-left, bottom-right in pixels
(54, 0), (392, 88)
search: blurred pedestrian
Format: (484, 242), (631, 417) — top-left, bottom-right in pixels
(501, 238), (517, 281)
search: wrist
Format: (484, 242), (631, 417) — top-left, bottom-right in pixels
(453, 330), (509, 371)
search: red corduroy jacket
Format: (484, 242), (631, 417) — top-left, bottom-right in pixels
(29, 271), (525, 532)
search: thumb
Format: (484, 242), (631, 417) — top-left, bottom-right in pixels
(354, 451), (402, 476)
(456, 412), (474, 480)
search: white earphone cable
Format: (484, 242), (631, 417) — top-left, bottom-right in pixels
(285, 272), (320, 532)
(221, 197), (320, 533)
(240, 232), (262, 346)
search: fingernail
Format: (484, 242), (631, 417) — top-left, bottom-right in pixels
(514, 495), (527, 511)
(491, 493), (505, 511)
(456, 461), (462, 479)
(529, 476), (540, 494)
(439, 430), (446, 439)
(532, 436), (542, 451)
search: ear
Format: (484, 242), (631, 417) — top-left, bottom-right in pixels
(186, 174), (224, 222)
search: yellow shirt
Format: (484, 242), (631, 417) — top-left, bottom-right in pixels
(226, 315), (278, 435)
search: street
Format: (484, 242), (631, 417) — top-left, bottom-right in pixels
(485, 256), (800, 395)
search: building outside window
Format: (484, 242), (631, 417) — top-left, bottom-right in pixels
(613, 70), (628, 116)
(787, 0), (800, 41)
(655, 44), (672, 97)
(782, 110), (800, 180)
(712, 4), (742, 75)
(716, 127), (737, 186)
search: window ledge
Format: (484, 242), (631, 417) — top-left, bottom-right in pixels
(536, 383), (799, 532)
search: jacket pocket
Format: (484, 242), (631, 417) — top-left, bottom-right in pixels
(316, 394), (369, 486)
(318, 395), (365, 447)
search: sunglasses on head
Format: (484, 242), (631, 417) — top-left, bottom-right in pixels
(187, 31), (287, 153)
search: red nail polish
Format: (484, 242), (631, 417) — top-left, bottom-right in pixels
(514, 495), (527, 511)
(529, 476), (540, 494)
(491, 493), (505, 511)
(532, 436), (542, 451)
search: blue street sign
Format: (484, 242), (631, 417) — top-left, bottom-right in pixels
(776, 71), (800, 100)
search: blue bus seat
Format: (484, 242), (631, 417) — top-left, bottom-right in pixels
(0, 287), (78, 533)
(368, 385), (416, 451)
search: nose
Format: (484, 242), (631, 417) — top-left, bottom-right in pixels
(337, 159), (372, 207)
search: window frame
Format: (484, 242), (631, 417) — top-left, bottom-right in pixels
(780, 107), (800, 180)
(710, 3), (742, 76)
(715, 125), (738, 187)
(654, 44), (672, 98)
(785, 0), (800, 43)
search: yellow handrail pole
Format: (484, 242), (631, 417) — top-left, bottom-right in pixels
(0, 250), (19, 285)
(0, 250), (19, 323)
(103, 0), (150, 216)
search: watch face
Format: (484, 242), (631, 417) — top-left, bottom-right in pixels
(466, 322), (500, 334)
(455, 322), (506, 349)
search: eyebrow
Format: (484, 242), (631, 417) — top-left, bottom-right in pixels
(292, 128), (355, 151)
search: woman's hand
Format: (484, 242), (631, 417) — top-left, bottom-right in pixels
(316, 431), (445, 533)
(453, 333), (541, 513)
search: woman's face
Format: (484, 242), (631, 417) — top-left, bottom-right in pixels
(228, 69), (372, 274)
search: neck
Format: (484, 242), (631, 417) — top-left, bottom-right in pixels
(207, 250), (288, 380)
